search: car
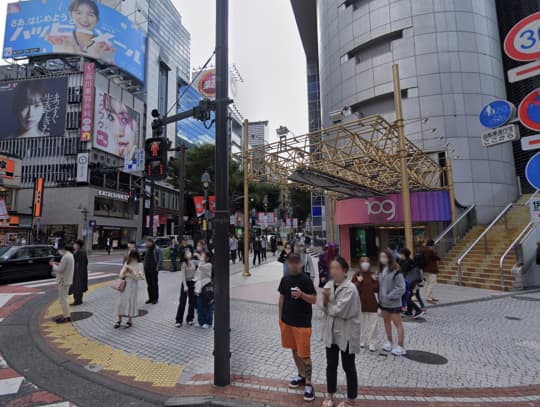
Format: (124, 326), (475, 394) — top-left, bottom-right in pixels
(0, 245), (59, 284)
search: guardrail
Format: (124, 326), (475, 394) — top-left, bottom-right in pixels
(498, 222), (533, 291)
(456, 203), (513, 286)
(434, 205), (476, 257)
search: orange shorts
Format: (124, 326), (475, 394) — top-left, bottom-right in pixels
(279, 320), (312, 358)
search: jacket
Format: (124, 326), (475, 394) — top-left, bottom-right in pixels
(321, 280), (362, 354)
(378, 267), (406, 309)
(180, 260), (197, 289)
(120, 261), (144, 280)
(144, 246), (163, 271)
(54, 251), (75, 286)
(69, 250), (88, 295)
(194, 260), (212, 295)
(423, 246), (440, 274)
(352, 271), (379, 313)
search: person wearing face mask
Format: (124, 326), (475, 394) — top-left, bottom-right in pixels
(175, 249), (197, 327)
(377, 249), (407, 356)
(352, 257), (379, 352)
(194, 250), (214, 329)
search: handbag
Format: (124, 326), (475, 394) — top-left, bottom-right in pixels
(112, 278), (126, 292)
(202, 282), (214, 304)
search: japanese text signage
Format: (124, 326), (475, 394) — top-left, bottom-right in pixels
(32, 177), (44, 218)
(80, 62), (95, 142)
(481, 124), (520, 148)
(3, 0), (146, 82)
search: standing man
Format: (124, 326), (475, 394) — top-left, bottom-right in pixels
(50, 243), (75, 324)
(261, 235), (267, 262)
(238, 234), (244, 263)
(70, 239), (88, 306)
(106, 237), (112, 255)
(253, 236), (262, 266)
(144, 237), (163, 304)
(229, 234), (238, 264)
(423, 239), (440, 304)
(170, 236), (179, 272)
(278, 252), (317, 402)
(270, 235), (277, 256)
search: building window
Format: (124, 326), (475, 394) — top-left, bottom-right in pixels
(94, 197), (132, 219)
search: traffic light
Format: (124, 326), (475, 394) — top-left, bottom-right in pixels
(145, 137), (170, 180)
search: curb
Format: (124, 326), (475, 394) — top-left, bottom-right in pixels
(427, 287), (540, 309)
(165, 397), (268, 407)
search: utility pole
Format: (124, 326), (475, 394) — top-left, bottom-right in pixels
(392, 64), (414, 255)
(214, 0), (231, 387)
(149, 180), (155, 236)
(242, 119), (251, 277)
(176, 144), (187, 238)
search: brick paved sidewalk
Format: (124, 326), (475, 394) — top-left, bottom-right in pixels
(37, 260), (540, 406)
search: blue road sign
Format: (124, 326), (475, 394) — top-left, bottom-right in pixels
(479, 100), (515, 129)
(525, 152), (540, 190)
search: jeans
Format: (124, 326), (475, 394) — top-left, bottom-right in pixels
(175, 280), (196, 324)
(197, 295), (214, 326)
(253, 251), (261, 265)
(230, 250), (237, 264)
(171, 249), (178, 271)
(326, 344), (357, 399)
(261, 248), (267, 260)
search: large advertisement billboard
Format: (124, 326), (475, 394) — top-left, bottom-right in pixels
(93, 90), (140, 160)
(0, 77), (68, 139)
(3, 0), (146, 82)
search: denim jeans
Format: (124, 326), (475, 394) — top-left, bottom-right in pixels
(196, 294), (214, 326)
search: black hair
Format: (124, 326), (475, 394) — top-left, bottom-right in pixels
(69, 0), (99, 20)
(12, 80), (47, 116)
(128, 240), (136, 245)
(400, 248), (411, 258)
(426, 239), (435, 247)
(126, 250), (141, 263)
(331, 256), (350, 273)
(75, 239), (85, 248)
(203, 249), (214, 265)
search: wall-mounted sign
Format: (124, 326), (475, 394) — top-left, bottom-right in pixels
(32, 177), (44, 218)
(518, 88), (540, 132)
(479, 100), (516, 129)
(508, 59), (540, 83)
(521, 134), (540, 151)
(529, 198), (540, 223)
(0, 155), (21, 188)
(504, 11), (540, 62)
(97, 190), (129, 202)
(80, 63), (95, 142)
(197, 69), (216, 98)
(76, 153), (89, 183)
(481, 124), (520, 147)
(525, 152), (540, 191)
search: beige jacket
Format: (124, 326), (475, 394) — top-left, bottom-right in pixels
(321, 279), (362, 354)
(53, 251), (75, 286)
(120, 262), (145, 280)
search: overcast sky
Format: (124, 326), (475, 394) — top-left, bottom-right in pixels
(0, 0), (308, 140)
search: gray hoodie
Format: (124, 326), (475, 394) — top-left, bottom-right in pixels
(378, 267), (406, 309)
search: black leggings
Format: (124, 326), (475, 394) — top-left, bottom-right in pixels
(326, 344), (358, 399)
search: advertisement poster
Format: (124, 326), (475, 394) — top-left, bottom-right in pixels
(3, 0), (146, 81)
(93, 90), (140, 159)
(0, 77), (68, 139)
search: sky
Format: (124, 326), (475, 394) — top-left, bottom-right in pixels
(0, 0), (309, 141)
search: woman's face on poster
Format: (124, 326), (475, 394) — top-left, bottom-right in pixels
(18, 94), (44, 132)
(105, 99), (136, 158)
(71, 3), (98, 31)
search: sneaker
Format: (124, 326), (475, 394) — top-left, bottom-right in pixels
(187, 321), (194, 326)
(382, 342), (393, 352)
(322, 399), (334, 407)
(201, 324), (210, 329)
(288, 375), (305, 389)
(303, 385), (315, 402)
(360, 342), (365, 348)
(368, 344), (376, 352)
(391, 345), (407, 356)
(175, 322), (182, 328)
(413, 311), (425, 319)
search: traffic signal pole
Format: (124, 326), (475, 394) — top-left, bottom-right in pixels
(214, 0), (231, 387)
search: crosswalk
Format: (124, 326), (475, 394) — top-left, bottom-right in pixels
(8, 271), (116, 289)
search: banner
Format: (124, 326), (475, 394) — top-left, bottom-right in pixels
(0, 77), (68, 139)
(3, 0), (146, 82)
(32, 177), (45, 218)
(80, 62), (95, 141)
(94, 90), (140, 159)
(194, 195), (216, 217)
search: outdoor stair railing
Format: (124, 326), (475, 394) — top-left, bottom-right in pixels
(433, 205), (476, 258)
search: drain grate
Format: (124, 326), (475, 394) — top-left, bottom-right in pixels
(405, 350), (448, 365)
(504, 316), (522, 321)
(70, 311), (93, 322)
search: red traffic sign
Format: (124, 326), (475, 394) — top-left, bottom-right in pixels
(504, 12), (540, 61)
(518, 88), (540, 132)
(521, 134), (540, 151)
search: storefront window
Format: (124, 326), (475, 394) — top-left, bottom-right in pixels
(94, 197), (132, 219)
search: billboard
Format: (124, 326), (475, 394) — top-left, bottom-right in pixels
(0, 155), (22, 188)
(0, 77), (68, 139)
(3, 0), (146, 82)
(93, 90), (140, 159)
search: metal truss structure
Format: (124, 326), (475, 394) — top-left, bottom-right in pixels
(238, 115), (447, 198)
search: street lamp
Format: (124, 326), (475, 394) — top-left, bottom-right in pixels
(201, 171), (211, 244)
(263, 194), (268, 232)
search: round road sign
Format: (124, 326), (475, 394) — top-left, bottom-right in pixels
(504, 12), (540, 61)
(479, 100), (515, 129)
(518, 88), (540, 132)
(525, 152), (540, 191)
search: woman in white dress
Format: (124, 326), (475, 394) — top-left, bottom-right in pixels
(115, 250), (144, 328)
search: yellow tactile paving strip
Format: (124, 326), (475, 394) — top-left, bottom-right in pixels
(41, 281), (183, 388)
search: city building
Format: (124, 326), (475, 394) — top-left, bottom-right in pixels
(0, 0), (191, 247)
(247, 120), (269, 148)
(292, 0), (518, 263)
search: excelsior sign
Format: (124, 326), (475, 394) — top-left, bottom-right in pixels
(504, 12), (540, 62)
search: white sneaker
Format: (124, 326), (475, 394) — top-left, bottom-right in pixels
(201, 324), (210, 329)
(382, 342), (393, 352)
(360, 342), (365, 348)
(368, 344), (376, 352)
(391, 345), (407, 356)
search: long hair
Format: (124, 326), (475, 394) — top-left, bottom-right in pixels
(126, 249), (141, 263)
(378, 248), (399, 273)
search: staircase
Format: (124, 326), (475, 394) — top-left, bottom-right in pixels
(437, 195), (532, 291)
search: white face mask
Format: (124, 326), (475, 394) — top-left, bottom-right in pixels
(360, 262), (370, 271)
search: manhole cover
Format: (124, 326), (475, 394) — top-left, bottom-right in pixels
(138, 309), (148, 317)
(405, 350), (448, 365)
(70, 311), (93, 322)
(504, 316), (522, 321)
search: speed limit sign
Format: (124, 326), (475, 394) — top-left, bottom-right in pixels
(504, 12), (540, 62)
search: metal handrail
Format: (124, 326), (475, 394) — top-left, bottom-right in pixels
(434, 205), (475, 245)
(498, 222), (533, 291)
(456, 203), (513, 285)
(525, 190), (540, 205)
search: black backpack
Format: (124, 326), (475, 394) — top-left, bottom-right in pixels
(414, 252), (426, 270)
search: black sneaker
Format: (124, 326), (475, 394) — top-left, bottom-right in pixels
(303, 385), (315, 402)
(288, 375), (305, 389)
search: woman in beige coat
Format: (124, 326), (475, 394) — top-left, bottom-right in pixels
(115, 250), (144, 328)
(322, 257), (361, 407)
